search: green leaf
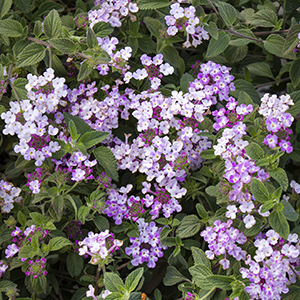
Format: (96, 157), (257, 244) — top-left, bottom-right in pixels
(269, 210), (290, 239)
(268, 168), (288, 191)
(289, 91), (300, 117)
(162, 45), (182, 69)
(180, 73), (194, 94)
(264, 34), (296, 60)
(17, 43), (46, 67)
(290, 58), (300, 88)
(49, 236), (72, 251)
(138, 36), (156, 53)
(12, 78), (28, 100)
(63, 112), (93, 135)
(15, 0), (31, 14)
(163, 266), (190, 286)
(176, 215), (201, 238)
(249, 10), (277, 27)
(139, 0), (169, 10)
(283, 24), (300, 56)
(200, 149), (216, 159)
(239, 219), (263, 237)
(230, 29), (259, 46)
(230, 79), (260, 103)
(17, 211), (27, 226)
(93, 216), (110, 231)
(125, 267), (144, 292)
(244, 142), (264, 160)
(250, 178), (270, 203)
(196, 203), (208, 219)
(191, 247), (210, 269)
(78, 206), (89, 224)
(203, 22), (218, 40)
(247, 62), (274, 79)
(104, 273), (125, 293)
(49, 38), (77, 55)
(0, 0), (12, 19)
(31, 276), (47, 294)
(0, 19), (23, 37)
(78, 131), (109, 149)
(189, 264), (213, 288)
(87, 27), (98, 48)
(206, 31), (230, 58)
(52, 195), (64, 220)
(93, 146), (118, 182)
(0, 280), (17, 292)
(36, 1), (64, 16)
(206, 275), (234, 290)
(30, 212), (46, 226)
(260, 200), (276, 213)
(281, 200), (299, 222)
(93, 22), (114, 38)
(66, 253), (84, 277)
(43, 9), (62, 38)
(215, 2), (237, 27)
(143, 16), (162, 38)
(77, 60), (93, 81)
(282, 286), (300, 300)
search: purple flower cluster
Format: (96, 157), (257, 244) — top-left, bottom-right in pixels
(1, 68), (66, 166)
(259, 93), (294, 153)
(165, 3), (209, 48)
(185, 292), (196, 300)
(0, 180), (21, 213)
(200, 220), (247, 270)
(0, 260), (8, 278)
(125, 218), (167, 268)
(124, 54), (174, 89)
(25, 258), (47, 279)
(89, 0), (138, 28)
(96, 36), (132, 75)
(78, 230), (123, 265)
(5, 225), (49, 259)
(240, 231), (300, 300)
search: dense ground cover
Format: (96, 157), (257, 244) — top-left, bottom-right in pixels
(1, 0), (300, 299)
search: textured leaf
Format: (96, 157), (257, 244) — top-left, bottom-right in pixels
(230, 29), (259, 46)
(269, 168), (289, 191)
(244, 142), (264, 160)
(290, 58), (300, 88)
(0, 280), (17, 291)
(230, 79), (260, 103)
(104, 273), (124, 293)
(176, 215), (201, 238)
(43, 9), (62, 38)
(63, 112), (93, 135)
(93, 22), (114, 37)
(36, 1), (64, 16)
(49, 38), (76, 55)
(15, 0), (31, 14)
(12, 78), (28, 100)
(0, 19), (23, 37)
(17, 43), (46, 67)
(206, 275), (234, 290)
(283, 25), (300, 56)
(250, 178), (270, 203)
(281, 200), (299, 222)
(162, 45), (182, 68)
(269, 210), (290, 239)
(206, 31), (230, 58)
(0, 0), (12, 19)
(125, 267), (144, 291)
(163, 266), (190, 286)
(87, 27), (98, 48)
(66, 253), (84, 277)
(78, 131), (109, 149)
(191, 247), (210, 269)
(144, 16), (162, 38)
(139, 0), (169, 10)
(249, 10), (277, 27)
(215, 2), (237, 27)
(180, 73), (194, 94)
(78, 206), (89, 224)
(93, 146), (119, 182)
(77, 60), (93, 81)
(49, 237), (72, 251)
(264, 34), (296, 60)
(204, 22), (218, 40)
(93, 216), (110, 231)
(247, 62), (274, 79)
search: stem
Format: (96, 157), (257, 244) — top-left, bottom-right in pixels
(115, 262), (129, 271)
(95, 266), (102, 295)
(62, 181), (79, 195)
(207, 0), (221, 20)
(0, 62), (14, 102)
(48, 46), (52, 69)
(253, 29), (289, 36)
(254, 77), (290, 88)
(220, 29), (263, 43)
(10, 81), (20, 102)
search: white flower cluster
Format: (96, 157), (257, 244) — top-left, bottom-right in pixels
(0, 180), (21, 213)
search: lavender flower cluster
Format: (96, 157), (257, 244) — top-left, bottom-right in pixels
(165, 3), (209, 48)
(200, 220), (247, 269)
(89, 0), (138, 28)
(240, 231), (300, 299)
(0, 180), (21, 213)
(78, 230), (123, 265)
(125, 218), (167, 268)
